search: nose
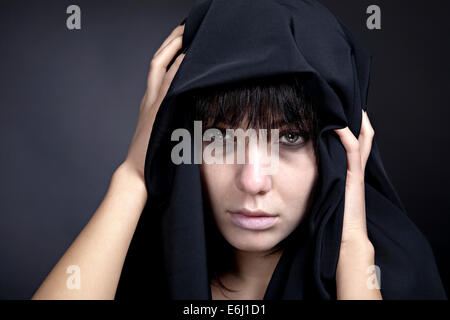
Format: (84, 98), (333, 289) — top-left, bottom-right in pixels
(236, 143), (273, 195)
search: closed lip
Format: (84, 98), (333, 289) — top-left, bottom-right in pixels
(228, 208), (279, 230)
(229, 208), (278, 217)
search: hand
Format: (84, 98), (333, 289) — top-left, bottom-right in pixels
(121, 24), (186, 182)
(334, 110), (382, 300)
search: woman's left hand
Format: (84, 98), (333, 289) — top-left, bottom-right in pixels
(334, 110), (382, 300)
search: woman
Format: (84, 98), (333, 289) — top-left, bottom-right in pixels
(190, 72), (380, 300)
(32, 0), (446, 300)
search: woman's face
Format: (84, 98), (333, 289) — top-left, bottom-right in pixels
(200, 122), (319, 252)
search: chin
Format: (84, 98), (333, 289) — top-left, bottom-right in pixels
(223, 228), (284, 252)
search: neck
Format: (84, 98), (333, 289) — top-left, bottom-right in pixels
(231, 247), (283, 282)
(211, 247), (284, 300)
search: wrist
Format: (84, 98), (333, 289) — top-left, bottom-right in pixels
(339, 236), (375, 259)
(111, 162), (148, 203)
(336, 239), (381, 300)
(337, 237), (375, 276)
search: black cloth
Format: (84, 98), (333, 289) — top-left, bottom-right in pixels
(116, 0), (447, 300)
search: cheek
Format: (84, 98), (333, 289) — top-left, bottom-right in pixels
(200, 164), (235, 209)
(275, 151), (318, 222)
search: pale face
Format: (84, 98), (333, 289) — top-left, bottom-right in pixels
(200, 124), (319, 252)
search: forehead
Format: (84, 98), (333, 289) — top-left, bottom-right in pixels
(185, 74), (316, 134)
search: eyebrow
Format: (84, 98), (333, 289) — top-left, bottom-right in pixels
(212, 118), (294, 127)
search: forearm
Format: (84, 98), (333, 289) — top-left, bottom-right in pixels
(32, 163), (147, 300)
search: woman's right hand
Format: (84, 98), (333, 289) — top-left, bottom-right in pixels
(32, 24), (186, 301)
(121, 24), (186, 183)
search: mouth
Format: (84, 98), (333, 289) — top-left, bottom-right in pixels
(228, 209), (279, 230)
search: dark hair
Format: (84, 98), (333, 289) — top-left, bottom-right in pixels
(182, 73), (320, 296)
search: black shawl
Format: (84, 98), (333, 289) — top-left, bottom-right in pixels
(116, 0), (446, 300)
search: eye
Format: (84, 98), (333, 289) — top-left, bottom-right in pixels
(209, 128), (233, 142)
(279, 131), (304, 146)
(220, 129), (234, 141)
(203, 128), (234, 143)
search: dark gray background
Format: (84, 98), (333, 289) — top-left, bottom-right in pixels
(0, 0), (449, 299)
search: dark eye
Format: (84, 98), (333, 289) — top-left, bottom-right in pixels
(203, 128), (234, 143)
(215, 128), (234, 142)
(280, 131), (304, 146)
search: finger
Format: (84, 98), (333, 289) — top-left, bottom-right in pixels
(153, 24), (185, 58)
(358, 110), (375, 173)
(155, 53), (186, 107)
(150, 35), (183, 74)
(334, 127), (368, 238)
(165, 52), (186, 81)
(147, 36), (183, 105)
(152, 35), (183, 68)
(334, 127), (363, 178)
